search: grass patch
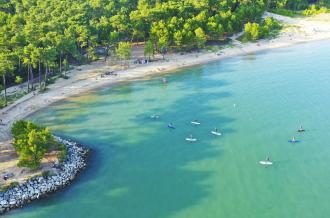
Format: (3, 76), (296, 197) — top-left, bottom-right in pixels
(57, 143), (68, 163)
(0, 90), (28, 109)
(0, 182), (19, 192)
(269, 8), (303, 17)
(41, 170), (52, 178)
(205, 45), (221, 52)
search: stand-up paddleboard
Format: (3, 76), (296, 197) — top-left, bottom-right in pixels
(259, 160), (273, 165)
(150, 114), (160, 119)
(168, 124), (175, 129)
(288, 140), (300, 143)
(297, 125), (305, 132)
(191, 121), (201, 125)
(186, 137), (197, 142)
(211, 131), (222, 136)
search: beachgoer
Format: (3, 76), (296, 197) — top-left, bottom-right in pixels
(162, 78), (167, 84)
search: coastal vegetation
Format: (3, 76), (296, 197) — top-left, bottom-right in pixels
(11, 120), (65, 169)
(0, 0), (329, 108)
(268, 0), (330, 16)
(303, 4), (328, 15)
(0, 181), (19, 192)
(242, 17), (282, 41)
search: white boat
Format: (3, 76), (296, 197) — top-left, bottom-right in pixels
(191, 121), (201, 125)
(186, 137), (197, 142)
(211, 131), (222, 136)
(259, 160), (273, 165)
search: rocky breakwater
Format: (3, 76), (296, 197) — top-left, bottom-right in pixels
(0, 137), (89, 215)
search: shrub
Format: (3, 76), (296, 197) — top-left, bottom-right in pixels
(244, 22), (260, 41)
(11, 120), (57, 169)
(41, 170), (52, 178)
(260, 17), (282, 38)
(57, 143), (68, 163)
(0, 182), (19, 192)
(242, 18), (282, 41)
(303, 5), (328, 16)
(15, 76), (23, 84)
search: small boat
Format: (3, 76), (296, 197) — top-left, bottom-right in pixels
(191, 120), (201, 125)
(168, 123), (175, 129)
(211, 131), (222, 136)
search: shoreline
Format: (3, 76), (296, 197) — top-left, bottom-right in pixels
(0, 137), (89, 215)
(0, 11), (329, 216)
(1, 13), (330, 143)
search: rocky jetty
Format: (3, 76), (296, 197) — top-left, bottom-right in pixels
(0, 137), (89, 215)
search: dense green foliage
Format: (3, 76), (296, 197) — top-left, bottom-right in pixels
(303, 4), (328, 15)
(267, 0), (329, 16)
(243, 17), (281, 41)
(116, 42), (132, 64)
(11, 120), (58, 169)
(266, 0), (330, 10)
(144, 40), (154, 60)
(0, 0), (266, 89)
(0, 0), (329, 100)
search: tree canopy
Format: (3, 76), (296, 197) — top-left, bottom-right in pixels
(11, 120), (58, 169)
(0, 0), (328, 90)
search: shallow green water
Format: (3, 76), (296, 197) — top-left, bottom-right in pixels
(7, 41), (330, 218)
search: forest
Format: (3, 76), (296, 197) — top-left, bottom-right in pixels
(0, 0), (329, 103)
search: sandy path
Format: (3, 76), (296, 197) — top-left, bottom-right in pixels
(1, 12), (330, 144)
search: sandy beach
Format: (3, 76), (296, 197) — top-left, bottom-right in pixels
(1, 12), (330, 145)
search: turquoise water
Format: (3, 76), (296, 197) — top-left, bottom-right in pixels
(7, 40), (330, 218)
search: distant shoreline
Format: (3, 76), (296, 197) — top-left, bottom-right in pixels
(1, 13), (330, 144)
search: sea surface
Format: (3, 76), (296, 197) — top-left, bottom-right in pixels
(7, 40), (330, 218)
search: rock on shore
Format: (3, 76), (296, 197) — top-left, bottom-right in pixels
(0, 137), (89, 215)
